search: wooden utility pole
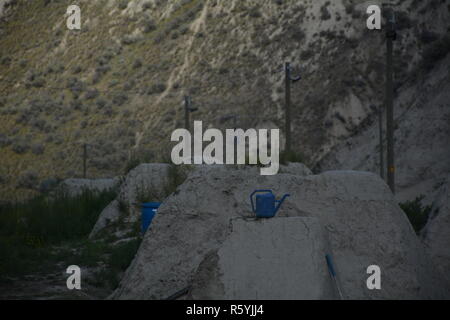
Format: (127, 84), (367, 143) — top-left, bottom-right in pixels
(184, 95), (191, 131)
(285, 62), (301, 153)
(385, 7), (396, 193)
(83, 143), (87, 179)
(379, 107), (385, 180)
(184, 96), (198, 131)
(184, 95), (198, 132)
(232, 115), (238, 129)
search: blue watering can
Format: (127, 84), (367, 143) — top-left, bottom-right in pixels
(141, 202), (161, 234)
(250, 190), (290, 218)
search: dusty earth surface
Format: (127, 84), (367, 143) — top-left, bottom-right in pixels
(0, 246), (111, 300)
(2, 163), (448, 300)
(110, 166), (449, 300)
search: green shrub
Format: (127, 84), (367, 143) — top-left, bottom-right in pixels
(248, 7), (261, 18)
(89, 267), (120, 290)
(109, 239), (140, 271)
(12, 140), (29, 154)
(147, 83), (167, 95)
(135, 164), (188, 203)
(0, 189), (117, 245)
(422, 35), (450, 71)
(118, 0), (128, 10)
(344, 4), (353, 15)
(16, 170), (38, 189)
(153, 31), (166, 44)
(75, 240), (111, 267)
(320, 2), (331, 21)
(31, 143), (45, 155)
(399, 196), (431, 234)
(142, 2), (152, 11)
(85, 239), (141, 290)
(0, 56), (11, 65)
(133, 59), (143, 69)
(0, 189), (117, 278)
(122, 35), (137, 45)
(84, 89), (99, 100)
(112, 93), (128, 106)
(143, 19), (157, 33)
(123, 150), (155, 174)
(0, 237), (53, 277)
(280, 150), (304, 165)
(164, 164), (188, 196)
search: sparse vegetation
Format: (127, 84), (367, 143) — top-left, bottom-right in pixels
(84, 89), (99, 100)
(12, 140), (29, 154)
(109, 239), (140, 272)
(291, 28), (306, 41)
(280, 150), (304, 165)
(0, 189), (117, 280)
(248, 7), (261, 18)
(142, 2), (152, 11)
(133, 59), (142, 69)
(320, 2), (331, 21)
(122, 34), (138, 45)
(1, 56), (11, 65)
(422, 35), (450, 71)
(112, 92), (128, 106)
(118, 0), (128, 10)
(400, 196), (432, 234)
(165, 164), (189, 196)
(0, 0), (447, 211)
(31, 143), (45, 155)
(16, 170), (38, 189)
(96, 98), (108, 109)
(147, 83), (166, 95)
(85, 238), (141, 290)
(135, 164), (188, 203)
(0, 134), (12, 147)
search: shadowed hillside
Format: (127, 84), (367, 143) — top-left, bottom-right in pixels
(0, 0), (449, 201)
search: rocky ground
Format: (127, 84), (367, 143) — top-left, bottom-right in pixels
(0, 244), (112, 300)
(0, 266), (110, 300)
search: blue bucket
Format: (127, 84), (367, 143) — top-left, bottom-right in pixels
(141, 202), (161, 234)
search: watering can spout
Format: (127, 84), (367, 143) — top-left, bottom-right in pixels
(274, 194), (290, 214)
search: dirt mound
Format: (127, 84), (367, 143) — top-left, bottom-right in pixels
(89, 164), (171, 239)
(110, 167), (447, 299)
(190, 217), (337, 300)
(422, 175), (450, 290)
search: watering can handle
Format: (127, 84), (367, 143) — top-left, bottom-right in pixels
(250, 190), (273, 213)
